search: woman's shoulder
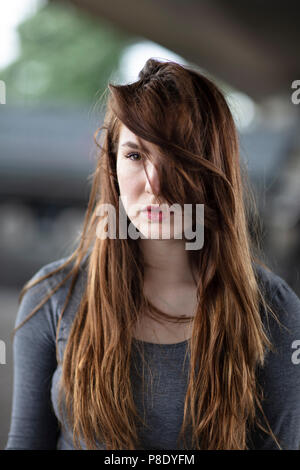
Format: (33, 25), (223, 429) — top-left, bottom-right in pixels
(253, 261), (300, 342)
(253, 262), (300, 308)
(29, 253), (88, 285)
(15, 254), (88, 340)
(254, 262), (292, 295)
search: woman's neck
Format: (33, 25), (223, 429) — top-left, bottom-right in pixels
(139, 238), (196, 286)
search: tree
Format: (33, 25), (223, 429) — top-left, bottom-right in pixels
(0, 1), (137, 106)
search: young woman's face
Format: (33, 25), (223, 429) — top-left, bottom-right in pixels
(116, 124), (183, 240)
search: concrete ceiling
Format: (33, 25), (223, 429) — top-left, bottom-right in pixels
(52, 0), (300, 101)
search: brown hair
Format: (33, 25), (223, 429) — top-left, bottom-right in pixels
(13, 59), (284, 449)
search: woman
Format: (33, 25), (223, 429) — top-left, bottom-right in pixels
(5, 59), (300, 450)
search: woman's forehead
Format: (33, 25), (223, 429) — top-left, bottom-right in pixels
(118, 124), (136, 142)
(118, 124), (144, 148)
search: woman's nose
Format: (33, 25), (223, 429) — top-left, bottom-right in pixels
(144, 162), (160, 195)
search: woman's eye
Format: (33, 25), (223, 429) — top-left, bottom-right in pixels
(125, 152), (142, 162)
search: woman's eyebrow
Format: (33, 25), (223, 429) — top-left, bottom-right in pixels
(121, 141), (143, 150)
(121, 140), (153, 157)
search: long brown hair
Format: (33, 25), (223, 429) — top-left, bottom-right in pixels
(13, 59), (284, 449)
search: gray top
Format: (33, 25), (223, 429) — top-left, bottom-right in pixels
(4, 256), (300, 450)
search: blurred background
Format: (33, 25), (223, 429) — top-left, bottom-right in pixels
(0, 0), (299, 449)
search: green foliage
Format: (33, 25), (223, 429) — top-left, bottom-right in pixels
(0, 1), (137, 105)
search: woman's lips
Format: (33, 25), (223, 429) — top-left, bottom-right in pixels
(147, 208), (163, 221)
(146, 205), (162, 212)
(141, 206), (174, 222)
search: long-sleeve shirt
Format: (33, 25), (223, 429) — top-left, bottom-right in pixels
(4, 256), (300, 450)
